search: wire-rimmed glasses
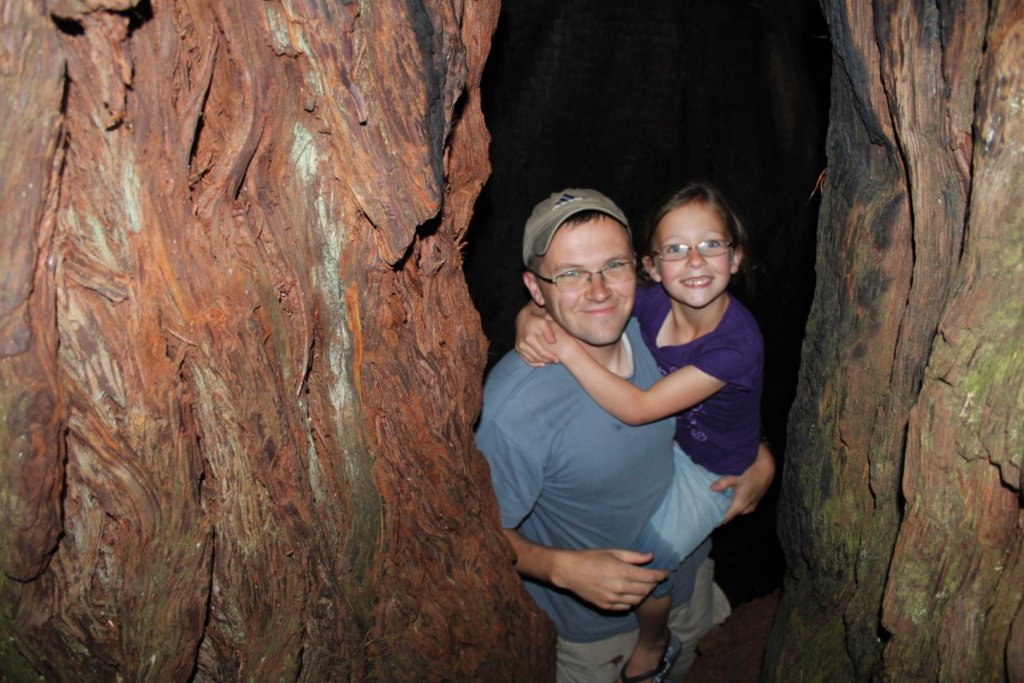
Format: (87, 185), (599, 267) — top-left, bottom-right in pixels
(652, 240), (733, 261)
(531, 258), (637, 292)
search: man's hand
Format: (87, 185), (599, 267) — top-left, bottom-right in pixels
(502, 530), (666, 611)
(550, 548), (668, 611)
(713, 442), (775, 523)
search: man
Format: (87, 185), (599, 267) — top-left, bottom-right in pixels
(476, 188), (773, 682)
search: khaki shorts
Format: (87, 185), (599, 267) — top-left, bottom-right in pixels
(555, 557), (730, 683)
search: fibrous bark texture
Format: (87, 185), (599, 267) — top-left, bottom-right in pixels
(0, 1), (554, 680)
(765, 1), (1023, 681)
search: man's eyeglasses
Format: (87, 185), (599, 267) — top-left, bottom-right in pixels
(653, 240), (733, 261)
(531, 259), (636, 292)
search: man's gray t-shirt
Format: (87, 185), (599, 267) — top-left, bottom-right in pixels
(477, 320), (705, 642)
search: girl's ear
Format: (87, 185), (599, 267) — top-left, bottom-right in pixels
(641, 255), (662, 282)
(523, 271), (547, 307)
(729, 246), (744, 275)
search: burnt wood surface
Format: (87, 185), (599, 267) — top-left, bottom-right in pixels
(765, 2), (1023, 680)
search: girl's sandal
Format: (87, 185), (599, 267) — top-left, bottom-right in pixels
(619, 633), (682, 683)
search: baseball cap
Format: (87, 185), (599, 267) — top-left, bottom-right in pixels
(522, 188), (631, 267)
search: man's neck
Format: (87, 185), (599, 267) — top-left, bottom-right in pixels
(585, 335), (634, 378)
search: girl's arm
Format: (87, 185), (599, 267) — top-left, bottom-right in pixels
(549, 329), (725, 425)
(514, 300), (559, 367)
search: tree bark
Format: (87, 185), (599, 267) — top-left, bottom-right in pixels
(765, 1), (1023, 681)
(0, 1), (554, 680)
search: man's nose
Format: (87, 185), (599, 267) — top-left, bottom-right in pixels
(585, 272), (611, 300)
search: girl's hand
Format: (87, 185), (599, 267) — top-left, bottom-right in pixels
(515, 305), (559, 367)
(543, 324), (584, 363)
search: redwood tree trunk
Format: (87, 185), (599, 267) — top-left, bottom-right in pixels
(0, 1), (554, 680)
(765, 2), (1023, 681)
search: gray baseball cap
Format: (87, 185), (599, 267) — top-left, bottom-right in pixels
(522, 188), (631, 267)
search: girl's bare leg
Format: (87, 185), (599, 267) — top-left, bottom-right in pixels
(620, 594), (672, 681)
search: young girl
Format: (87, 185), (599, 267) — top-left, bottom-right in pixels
(516, 182), (763, 683)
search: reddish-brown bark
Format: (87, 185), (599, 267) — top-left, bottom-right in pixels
(1, 1), (553, 680)
(1, 0), (67, 586)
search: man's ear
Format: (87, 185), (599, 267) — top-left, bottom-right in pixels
(523, 271), (547, 307)
(730, 246), (744, 275)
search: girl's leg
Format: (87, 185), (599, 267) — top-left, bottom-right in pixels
(638, 444), (732, 572)
(621, 595), (677, 682)
(623, 447), (730, 681)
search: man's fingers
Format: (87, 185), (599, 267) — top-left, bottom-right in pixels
(608, 551), (669, 579)
(611, 567), (668, 604)
(565, 548), (668, 611)
(608, 549), (655, 565)
(605, 578), (662, 608)
(710, 475), (735, 493)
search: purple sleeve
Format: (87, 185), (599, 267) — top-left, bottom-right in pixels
(692, 304), (762, 390)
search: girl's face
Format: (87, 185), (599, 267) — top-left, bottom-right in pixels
(642, 202), (742, 312)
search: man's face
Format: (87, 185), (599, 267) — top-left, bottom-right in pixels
(523, 215), (636, 352)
